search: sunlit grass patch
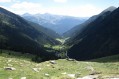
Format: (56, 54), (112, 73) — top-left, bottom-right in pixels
(0, 50), (119, 79)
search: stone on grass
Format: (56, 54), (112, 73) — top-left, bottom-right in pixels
(21, 77), (26, 79)
(66, 58), (76, 61)
(86, 66), (94, 71)
(38, 68), (42, 70)
(4, 67), (16, 70)
(45, 73), (49, 76)
(8, 64), (13, 67)
(32, 68), (39, 72)
(68, 74), (75, 78)
(77, 75), (98, 79)
(50, 61), (56, 64)
(89, 72), (102, 75)
(8, 59), (12, 62)
(61, 72), (67, 75)
(47, 65), (50, 67)
(36, 64), (41, 67)
(85, 62), (89, 64)
(78, 73), (81, 75)
(14, 61), (17, 62)
(104, 76), (119, 79)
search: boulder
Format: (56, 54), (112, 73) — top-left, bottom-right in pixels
(77, 75), (98, 79)
(45, 73), (49, 76)
(68, 74), (75, 78)
(50, 61), (56, 64)
(85, 66), (94, 71)
(8, 64), (13, 67)
(61, 72), (67, 75)
(4, 67), (16, 70)
(32, 68), (39, 72)
(47, 65), (50, 67)
(78, 73), (81, 75)
(66, 58), (76, 61)
(8, 59), (12, 62)
(89, 72), (102, 75)
(21, 77), (26, 79)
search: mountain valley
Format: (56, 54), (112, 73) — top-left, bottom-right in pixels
(0, 5), (119, 79)
(21, 13), (88, 35)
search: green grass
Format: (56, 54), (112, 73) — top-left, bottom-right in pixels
(0, 50), (35, 61)
(44, 44), (62, 51)
(90, 54), (119, 62)
(44, 38), (70, 52)
(44, 44), (51, 48)
(0, 50), (119, 79)
(52, 45), (61, 50)
(56, 37), (70, 44)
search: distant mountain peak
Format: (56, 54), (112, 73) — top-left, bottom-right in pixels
(103, 6), (117, 13)
(44, 13), (51, 15)
(22, 13), (32, 16)
(98, 6), (117, 16)
(107, 6), (117, 9)
(22, 13), (88, 34)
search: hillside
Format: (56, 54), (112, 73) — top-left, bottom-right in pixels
(28, 22), (61, 39)
(63, 6), (117, 38)
(22, 13), (88, 34)
(0, 5), (119, 79)
(68, 7), (119, 60)
(0, 7), (60, 61)
(0, 50), (119, 79)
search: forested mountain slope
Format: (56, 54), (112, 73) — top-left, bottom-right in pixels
(63, 6), (117, 38)
(0, 7), (60, 61)
(68, 7), (119, 60)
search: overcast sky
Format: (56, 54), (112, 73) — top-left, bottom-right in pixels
(0, 0), (119, 17)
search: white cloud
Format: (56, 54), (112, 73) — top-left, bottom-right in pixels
(11, 2), (41, 9)
(10, 2), (46, 14)
(8, 2), (102, 17)
(0, 0), (17, 3)
(54, 0), (67, 3)
(45, 4), (102, 17)
(0, 0), (11, 3)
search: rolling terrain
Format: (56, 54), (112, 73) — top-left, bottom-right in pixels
(0, 50), (119, 79)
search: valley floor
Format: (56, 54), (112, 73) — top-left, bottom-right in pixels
(0, 50), (119, 79)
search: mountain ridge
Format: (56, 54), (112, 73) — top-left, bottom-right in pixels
(22, 13), (88, 34)
(67, 7), (119, 60)
(63, 6), (117, 38)
(0, 7), (60, 61)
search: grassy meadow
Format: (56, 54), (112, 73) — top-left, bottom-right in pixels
(0, 50), (119, 79)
